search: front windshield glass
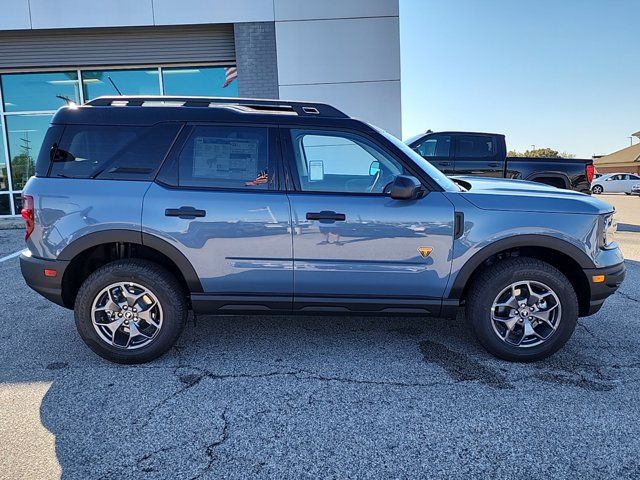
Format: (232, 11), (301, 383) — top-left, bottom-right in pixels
(372, 126), (459, 192)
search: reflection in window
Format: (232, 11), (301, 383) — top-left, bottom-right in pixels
(0, 126), (7, 191)
(162, 66), (238, 97)
(0, 194), (9, 215)
(13, 193), (22, 214)
(6, 114), (52, 190)
(82, 69), (160, 100)
(1, 71), (80, 112)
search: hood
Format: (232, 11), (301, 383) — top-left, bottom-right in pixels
(452, 176), (613, 215)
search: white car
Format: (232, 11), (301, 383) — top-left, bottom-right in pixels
(591, 173), (640, 194)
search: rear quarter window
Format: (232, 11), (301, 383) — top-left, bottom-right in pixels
(35, 125), (64, 177)
(48, 123), (181, 180)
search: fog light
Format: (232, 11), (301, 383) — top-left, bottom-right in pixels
(592, 275), (605, 283)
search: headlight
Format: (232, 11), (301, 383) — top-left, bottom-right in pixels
(601, 213), (617, 248)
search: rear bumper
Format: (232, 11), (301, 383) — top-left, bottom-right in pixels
(20, 251), (69, 308)
(583, 262), (626, 316)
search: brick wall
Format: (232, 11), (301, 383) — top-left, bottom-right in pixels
(233, 22), (279, 99)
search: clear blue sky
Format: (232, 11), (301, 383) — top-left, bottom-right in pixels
(400, 0), (639, 157)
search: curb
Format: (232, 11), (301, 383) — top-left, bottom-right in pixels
(0, 218), (22, 230)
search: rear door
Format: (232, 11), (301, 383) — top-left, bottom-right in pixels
(452, 134), (504, 177)
(281, 126), (455, 314)
(412, 134), (454, 174)
(142, 123), (293, 311)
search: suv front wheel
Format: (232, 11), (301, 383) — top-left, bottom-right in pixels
(466, 257), (579, 362)
(74, 259), (187, 364)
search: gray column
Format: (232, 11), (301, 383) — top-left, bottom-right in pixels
(233, 22), (279, 99)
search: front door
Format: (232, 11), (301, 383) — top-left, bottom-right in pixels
(412, 133), (454, 174)
(142, 124), (293, 311)
(282, 127), (455, 314)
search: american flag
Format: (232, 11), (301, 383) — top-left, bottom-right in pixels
(224, 67), (238, 88)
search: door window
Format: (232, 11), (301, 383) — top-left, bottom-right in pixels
(164, 125), (272, 190)
(456, 135), (496, 158)
(415, 135), (451, 157)
(289, 129), (405, 194)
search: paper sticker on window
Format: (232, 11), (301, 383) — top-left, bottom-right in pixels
(308, 160), (324, 182)
(192, 137), (259, 180)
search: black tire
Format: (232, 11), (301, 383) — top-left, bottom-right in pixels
(592, 185), (603, 194)
(74, 259), (187, 364)
(465, 257), (579, 362)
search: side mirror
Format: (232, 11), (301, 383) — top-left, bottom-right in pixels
(369, 161), (380, 176)
(390, 175), (424, 200)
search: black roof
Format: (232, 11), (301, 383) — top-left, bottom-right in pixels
(52, 96), (360, 127)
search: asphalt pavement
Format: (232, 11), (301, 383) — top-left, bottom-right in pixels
(0, 198), (639, 479)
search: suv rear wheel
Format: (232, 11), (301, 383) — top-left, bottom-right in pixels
(74, 259), (187, 364)
(466, 257), (578, 362)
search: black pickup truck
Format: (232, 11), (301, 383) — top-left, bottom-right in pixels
(406, 131), (595, 193)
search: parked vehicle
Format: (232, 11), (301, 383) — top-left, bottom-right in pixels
(20, 96), (624, 363)
(591, 173), (640, 194)
(406, 131), (595, 193)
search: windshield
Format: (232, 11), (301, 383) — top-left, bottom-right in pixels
(372, 126), (459, 192)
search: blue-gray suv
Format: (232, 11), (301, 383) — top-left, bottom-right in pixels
(19, 96), (625, 364)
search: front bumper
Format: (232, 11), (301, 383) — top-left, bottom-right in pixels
(20, 251), (69, 308)
(583, 262), (626, 316)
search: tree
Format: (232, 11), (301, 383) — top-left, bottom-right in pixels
(507, 148), (575, 158)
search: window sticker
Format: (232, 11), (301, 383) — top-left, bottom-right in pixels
(192, 137), (259, 180)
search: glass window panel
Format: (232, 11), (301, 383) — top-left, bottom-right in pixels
(13, 193), (22, 213)
(173, 125), (271, 189)
(0, 121), (7, 191)
(162, 66), (238, 97)
(1, 72), (80, 112)
(82, 69), (160, 100)
(0, 194), (10, 215)
(50, 123), (180, 180)
(6, 114), (53, 190)
(290, 129), (405, 194)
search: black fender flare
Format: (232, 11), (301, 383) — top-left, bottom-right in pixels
(57, 229), (203, 293)
(525, 172), (571, 189)
(448, 234), (595, 299)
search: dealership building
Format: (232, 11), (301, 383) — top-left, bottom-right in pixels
(0, 0), (401, 216)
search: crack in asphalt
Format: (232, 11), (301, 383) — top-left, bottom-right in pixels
(617, 290), (640, 304)
(190, 407), (230, 480)
(577, 321), (620, 359)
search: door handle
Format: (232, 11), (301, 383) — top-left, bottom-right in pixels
(306, 211), (346, 223)
(165, 206), (207, 219)
(488, 162), (500, 167)
(436, 161), (452, 166)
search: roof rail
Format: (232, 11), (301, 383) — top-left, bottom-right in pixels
(84, 95), (349, 118)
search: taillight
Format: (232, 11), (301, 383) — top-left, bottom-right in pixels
(21, 195), (34, 241)
(586, 164), (595, 184)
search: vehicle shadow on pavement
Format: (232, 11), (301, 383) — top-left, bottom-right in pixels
(2, 259), (640, 479)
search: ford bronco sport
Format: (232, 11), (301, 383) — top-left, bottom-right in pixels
(20, 96), (625, 364)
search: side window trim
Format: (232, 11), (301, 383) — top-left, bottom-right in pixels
(279, 126), (428, 196)
(155, 122), (284, 192)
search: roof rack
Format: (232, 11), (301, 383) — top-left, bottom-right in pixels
(84, 95), (349, 118)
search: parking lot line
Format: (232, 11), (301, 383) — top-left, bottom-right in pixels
(0, 251), (23, 263)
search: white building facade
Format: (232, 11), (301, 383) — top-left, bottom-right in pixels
(0, 0), (401, 216)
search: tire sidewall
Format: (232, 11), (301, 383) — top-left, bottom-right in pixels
(468, 261), (578, 362)
(75, 260), (186, 363)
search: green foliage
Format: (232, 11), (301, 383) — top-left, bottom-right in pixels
(507, 148), (575, 159)
(11, 153), (33, 190)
